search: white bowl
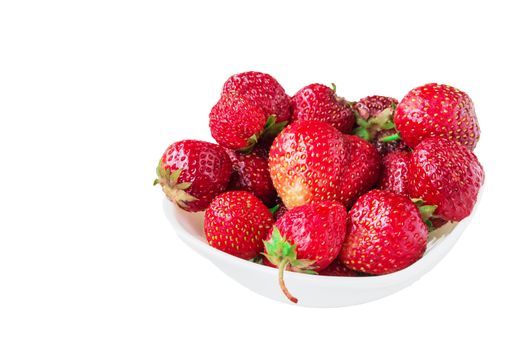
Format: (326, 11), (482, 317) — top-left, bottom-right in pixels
(162, 190), (482, 308)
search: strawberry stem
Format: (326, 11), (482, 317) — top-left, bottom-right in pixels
(381, 133), (401, 142)
(278, 259), (297, 304)
(269, 204), (280, 214)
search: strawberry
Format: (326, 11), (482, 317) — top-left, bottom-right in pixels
(341, 135), (381, 206)
(394, 83), (480, 150)
(222, 71), (291, 124)
(320, 260), (362, 277)
(154, 140), (232, 212)
(291, 83), (355, 133)
(226, 149), (276, 206)
(269, 121), (380, 209)
(378, 150), (412, 196)
(263, 201), (347, 303)
(269, 120), (349, 208)
(407, 137), (484, 221)
(210, 72), (291, 151)
(204, 191), (274, 260)
(354, 95), (398, 118)
(209, 94), (270, 151)
(339, 190), (428, 275)
(351, 95), (409, 155)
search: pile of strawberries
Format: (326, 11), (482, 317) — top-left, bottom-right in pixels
(155, 72), (485, 303)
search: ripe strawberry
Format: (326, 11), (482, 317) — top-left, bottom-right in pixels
(351, 95), (408, 155)
(341, 135), (381, 206)
(340, 190), (428, 275)
(209, 94), (269, 151)
(320, 260), (362, 277)
(264, 201), (347, 303)
(407, 137), (484, 221)
(269, 120), (349, 208)
(378, 150), (412, 196)
(269, 121), (380, 209)
(222, 71), (291, 123)
(291, 83), (355, 133)
(226, 149), (276, 206)
(204, 191), (274, 260)
(394, 83), (480, 150)
(154, 140), (232, 212)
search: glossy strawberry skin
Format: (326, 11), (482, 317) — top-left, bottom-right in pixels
(226, 150), (276, 206)
(291, 84), (355, 133)
(407, 137), (484, 221)
(156, 140), (232, 212)
(394, 83), (480, 150)
(265, 201), (347, 272)
(222, 71), (291, 123)
(378, 151), (412, 196)
(342, 135), (381, 207)
(269, 120), (349, 208)
(204, 191), (274, 260)
(340, 190), (428, 275)
(269, 122), (380, 209)
(209, 94), (268, 150)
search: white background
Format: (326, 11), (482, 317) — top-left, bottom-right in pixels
(1, 1), (524, 349)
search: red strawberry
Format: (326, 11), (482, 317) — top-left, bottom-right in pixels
(320, 260), (362, 277)
(291, 83), (355, 133)
(154, 140), (232, 212)
(407, 137), (484, 221)
(226, 149), (276, 206)
(341, 135), (381, 206)
(378, 150), (412, 196)
(269, 120), (349, 208)
(351, 95), (408, 155)
(339, 190), (428, 275)
(204, 191), (274, 260)
(394, 83), (480, 150)
(209, 94), (269, 151)
(269, 121), (380, 209)
(222, 71), (291, 123)
(264, 201), (347, 303)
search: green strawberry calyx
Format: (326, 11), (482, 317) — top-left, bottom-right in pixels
(411, 198), (440, 231)
(154, 160), (197, 209)
(240, 115), (288, 154)
(351, 102), (397, 141)
(262, 226), (317, 304)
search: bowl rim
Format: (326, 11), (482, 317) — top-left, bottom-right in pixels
(162, 186), (483, 287)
